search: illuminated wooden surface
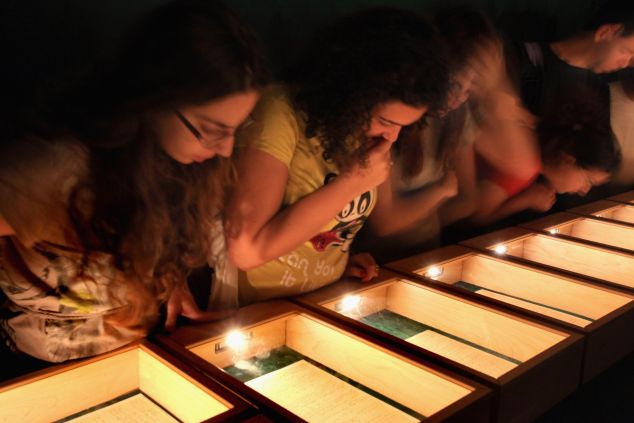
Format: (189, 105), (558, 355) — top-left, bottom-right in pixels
(311, 277), (575, 379)
(523, 212), (634, 252)
(405, 330), (518, 377)
(570, 200), (634, 225)
(202, 313), (472, 418)
(69, 393), (178, 423)
(390, 246), (632, 327)
(520, 235), (634, 290)
(386, 241), (634, 389)
(0, 343), (238, 423)
(460, 229), (634, 291)
(246, 359), (418, 422)
(295, 270), (585, 423)
(163, 301), (490, 422)
(608, 190), (634, 204)
(290, 313), (472, 416)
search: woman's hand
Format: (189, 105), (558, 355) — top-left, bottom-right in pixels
(342, 139), (394, 197)
(525, 182), (556, 212)
(439, 170), (459, 198)
(343, 252), (379, 283)
(164, 284), (235, 331)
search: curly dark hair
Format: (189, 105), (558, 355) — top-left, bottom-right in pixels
(538, 92), (621, 173)
(284, 7), (450, 171)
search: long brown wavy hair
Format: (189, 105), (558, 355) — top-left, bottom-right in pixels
(43, 0), (269, 330)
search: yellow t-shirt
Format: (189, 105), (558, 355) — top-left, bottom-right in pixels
(237, 88), (376, 304)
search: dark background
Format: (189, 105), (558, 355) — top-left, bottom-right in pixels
(0, 0), (607, 118)
(1, 0), (631, 421)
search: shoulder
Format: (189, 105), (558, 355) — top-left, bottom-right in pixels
(1, 136), (86, 170)
(252, 85), (299, 123)
(0, 136), (88, 246)
(237, 86), (305, 165)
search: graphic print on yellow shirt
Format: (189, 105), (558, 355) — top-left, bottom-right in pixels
(309, 173), (373, 253)
(237, 87), (376, 304)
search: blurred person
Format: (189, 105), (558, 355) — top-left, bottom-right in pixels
(609, 70), (634, 185)
(472, 94), (620, 224)
(356, 9), (497, 263)
(507, 0), (634, 116)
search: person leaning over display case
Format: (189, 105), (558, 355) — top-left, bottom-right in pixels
(225, 7), (450, 304)
(355, 9), (500, 263)
(506, 0), (634, 116)
(0, 0), (268, 370)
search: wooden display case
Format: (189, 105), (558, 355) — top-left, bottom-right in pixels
(459, 227), (634, 294)
(386, 245), (634, 385)
(608, 190), (634, 204)
(0, 341), (253, 422)
(569, 200), (634, 226)
(294, 270), (584, 423)
(156, 301), (491, 423)
(521, 212), (634, 253)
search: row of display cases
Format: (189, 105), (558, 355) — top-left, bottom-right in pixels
(2, 193), (634, 422)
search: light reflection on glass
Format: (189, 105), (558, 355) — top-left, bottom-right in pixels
(493, 244), (508, 255)
(425, 266), (444, 279)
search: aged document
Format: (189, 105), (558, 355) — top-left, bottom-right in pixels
(246, 360), (417, 422)
(69, 393), (178, 423)
(407, 330), (517, 378)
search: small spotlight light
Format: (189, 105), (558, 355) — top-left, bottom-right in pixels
(493, 244), (508, 255)
(339, 295), (361, 313)
(226, 330), (249, 351)
(425, 266), (444, 279)
(548, 228), (559, 235)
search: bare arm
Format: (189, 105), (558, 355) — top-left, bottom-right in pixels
(471, 41), (541, 181)
(474, 93), (541, 181)
(225, 141), (392, 270)
(439, 142), (478, 226)
(471, 180), (555, 225)
(368, 169), (457, 236)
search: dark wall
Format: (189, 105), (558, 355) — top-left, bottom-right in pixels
(0, 0), (606, 117)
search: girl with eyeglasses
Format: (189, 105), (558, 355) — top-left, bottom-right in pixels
(0, 0), (268, 370)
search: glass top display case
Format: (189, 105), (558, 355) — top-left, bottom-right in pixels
(386, 244), (634, 386)
(157, 301), (491, 423)
(295, 268), (588, 423)
(0, 341), (254, 422)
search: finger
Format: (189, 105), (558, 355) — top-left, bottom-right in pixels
(187, 308), (235, 323)
(344, 265), (368, 280)
(164, 294), (180, 332)
(353, 252), (376, 268)
(177, 288), (201, 319)
(369, 138), (393, 155)
(358, 264), (377, 282)
(354, 253), (379, 281)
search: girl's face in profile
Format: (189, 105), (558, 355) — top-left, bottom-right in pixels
(543, 156), (610, 195)
(446, 66), (477, 112)
(154, 90), (260, 164)
(365, 101), (428, 144)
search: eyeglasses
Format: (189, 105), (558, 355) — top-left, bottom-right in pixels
(174, 110), (234, 150)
